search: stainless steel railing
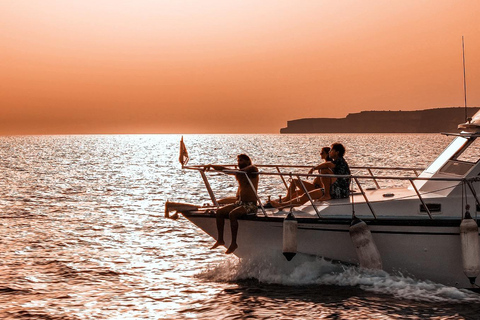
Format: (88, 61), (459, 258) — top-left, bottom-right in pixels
(182, 164), (480, 220)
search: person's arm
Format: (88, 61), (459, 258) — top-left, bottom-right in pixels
(241, 165), (259, 179)
(241, 164), (258, 173)
(205, 164), (228, 172)
(308, 162), (335, 174)
(308, 161), (335, 174)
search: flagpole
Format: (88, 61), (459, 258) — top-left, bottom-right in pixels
(462, 36), (468, 122)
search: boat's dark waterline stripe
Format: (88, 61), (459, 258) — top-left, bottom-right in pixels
(186, 214), (466, 236)
(187, 214), (465, 236)
(186, 212), (465, 227)
(295, 226), (460, 236)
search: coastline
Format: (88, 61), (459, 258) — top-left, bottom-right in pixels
(280, 107), (479, 133)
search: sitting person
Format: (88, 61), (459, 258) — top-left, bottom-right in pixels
(271, 143), (351, 208)
(279, 146), (332, 203)
(207, 154), (259, 254)
(319, 142), (351, 200)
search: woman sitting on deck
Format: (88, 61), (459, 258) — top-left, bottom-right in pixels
(278, 146), (332, 203)
(271, 143), (351, 208)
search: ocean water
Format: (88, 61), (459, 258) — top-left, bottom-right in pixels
(2, 134), (480, 319)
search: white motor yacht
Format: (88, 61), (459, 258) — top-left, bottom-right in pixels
(166, 113), (480, 290)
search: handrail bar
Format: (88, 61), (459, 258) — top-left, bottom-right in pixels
(184, 164), (425, 172)
(409, 179), (432, 219)
(199, 170), (219, 207)
(184, 165), (471, 182)
(206, 169), (480, 182)
(367, 168), (381, 189)
(276, 166), (289, 190)
(466, 181), (480, 214)
(182, 165), (480, 221)
(242, 171), (267, 217)
(295, 174), (321, 218)
(353, 177), (377, 219)
(188, 166), (267, 216)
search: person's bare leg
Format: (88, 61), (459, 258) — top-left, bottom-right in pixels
(319, 168), (335, 200)
(294, 180), (315, 195)
(211, 205), (234, 249)
(282, 181), (297, 202)
(273, 189), (323, 209)
(281, 180), (315, 203)
(217, 197), (237, 205)
(225, 207), (247, 254)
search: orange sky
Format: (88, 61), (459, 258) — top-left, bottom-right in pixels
(1, 1), (479, 134)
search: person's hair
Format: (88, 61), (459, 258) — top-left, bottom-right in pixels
(321, 147), (332, 161)
(237, 154), (252, 165)
(331, 143), (346, 157)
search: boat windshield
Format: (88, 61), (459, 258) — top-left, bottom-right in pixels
(424, 137), (468, 174)
(455, 138), (480, 163)
(423, 136), (480, 176)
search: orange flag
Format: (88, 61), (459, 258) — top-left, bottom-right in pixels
(179, 136), (189, 166)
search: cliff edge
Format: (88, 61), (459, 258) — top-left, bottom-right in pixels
(280, 107), (479, 133)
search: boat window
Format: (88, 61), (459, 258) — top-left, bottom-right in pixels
(419, 203), (441, 213)
(439, 160), (474, 176)
(454, 138), (480, 163)
(424, 137), (468, 174)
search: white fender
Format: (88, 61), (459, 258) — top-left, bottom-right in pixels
(349, 218), (383, 270)
(283, 212), (298, 261)
(460, 211), (480, 285)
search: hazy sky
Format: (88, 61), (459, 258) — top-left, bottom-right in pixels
(1, 1), (479, 134)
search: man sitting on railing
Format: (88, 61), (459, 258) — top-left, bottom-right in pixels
(206, 154), (259, 254)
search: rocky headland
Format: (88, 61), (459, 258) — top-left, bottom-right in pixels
(280, 107), (479, 133)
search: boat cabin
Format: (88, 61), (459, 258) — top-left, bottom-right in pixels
(417, 112), (480, 195)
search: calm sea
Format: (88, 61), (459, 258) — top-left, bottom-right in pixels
(2, 134), (480, 319)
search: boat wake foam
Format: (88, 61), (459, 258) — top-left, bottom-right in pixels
(198, 252), (480, 303)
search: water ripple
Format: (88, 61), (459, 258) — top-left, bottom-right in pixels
(2, 134), (480, 319)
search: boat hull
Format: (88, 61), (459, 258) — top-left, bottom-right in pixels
(183, 212), (473, 288)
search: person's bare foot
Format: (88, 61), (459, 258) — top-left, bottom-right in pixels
(165, 201), (171, 217)
(225, 243), (238, 254)
(319, 195), (331, 201)
(210, 240), (225, 249)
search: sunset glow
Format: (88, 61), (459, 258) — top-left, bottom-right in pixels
(1, 1), (479, 134)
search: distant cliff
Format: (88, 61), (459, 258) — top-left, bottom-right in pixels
(280, 107), (480, 133)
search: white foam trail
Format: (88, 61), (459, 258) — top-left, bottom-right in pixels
(198, 252), (480, 303)
(199, 252), (341, 285)
(320, 267), (480, 302)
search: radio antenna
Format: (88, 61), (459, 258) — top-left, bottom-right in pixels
(462, 36), (468, 122)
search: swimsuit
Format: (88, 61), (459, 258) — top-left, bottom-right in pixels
(234, 200), (258, 214)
